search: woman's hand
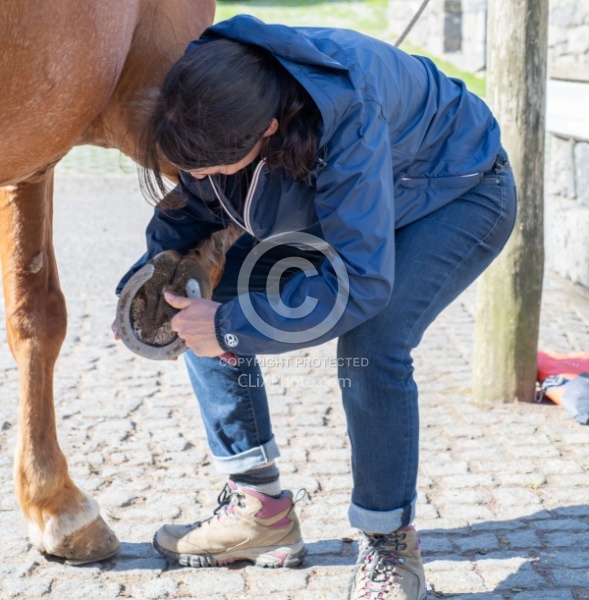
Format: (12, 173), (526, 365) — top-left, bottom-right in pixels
(165, 292), (224, 357)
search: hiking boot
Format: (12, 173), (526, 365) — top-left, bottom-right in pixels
(347, 525), (427, 599)
(153, 481), (307, 568)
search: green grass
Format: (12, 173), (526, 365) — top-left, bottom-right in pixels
(216, 0), (486, 97)
(216, 0), (390, 38)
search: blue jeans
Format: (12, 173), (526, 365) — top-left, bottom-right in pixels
(184, 150), (517, 533)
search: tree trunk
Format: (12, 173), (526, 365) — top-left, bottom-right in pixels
(472, 0), (548, 404)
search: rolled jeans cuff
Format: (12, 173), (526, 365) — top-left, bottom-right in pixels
(211, 436), (281, 474)
(348, 493), (418, 533)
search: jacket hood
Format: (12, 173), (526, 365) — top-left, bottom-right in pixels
(186, 15), (353, 144)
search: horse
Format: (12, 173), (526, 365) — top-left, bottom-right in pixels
(0, 0), (216, 564)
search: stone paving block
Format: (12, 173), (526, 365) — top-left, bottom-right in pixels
(153, 436), (194, 453)
(421, 535), (454, 553)
(27, 562), (101, 583)
(131, 577), (179, 599)
(0, 561), (36, 580)
(425, 557), (476, 572)
(96, 490), (140, 508)
(106, 556), (167, 575)
(494, 472), (547, 486)
(417, 475), (434, 489)
(544, 531), (589, 547)
(426, 567), (486, 594)
(494, 487), (543, 507)
(116, 541), (155, 559)
(533, 518), (589, 531)
(320, 475), (353, 491)
(120, 503), (181, 521)
(437, 505), (496, 523)
(443, 425), (485, 438)
(279, 447), (309, 463)
(0, 495), (19, 511)
(542, 459), (585, 474)
(415, 502), (439, 520)
(305, 539), (344, 555)
(179, 596), (227, 600)
(418, 517), (471, 531)
(74, 475), (105, 492)
(474, 554), (548, 590)
(491, 506), (554, 522)
(110, 522), (161, 544)
(500, 529), (541, 549)
(444, 593), (504, 600)
(3, 577), (53, 598)
(2, 538), (32, 559)
(308, 460), (351, 476)
(547, 474), (589, 486)
(51, 580), (124, 600)
(471, 459), (537, 474)
(235, 595), (290, 600)
(513, 591), (574, 600)
(459, 448), (516, 463)
(421, 461), (469, 477)
(542, 550), (589, 569)
(302, 521), (356, 545)
(309, 448), (350, 462)
(296, 591), (342, 600)
(302, 501), (348, 524)
(68, 452), (104, 467)
(551, 568), (589, 587)
(296, 435), (347, 449)
(183, 570), (246, 595)
(304, 572), (348, 589)
(453, 533), (502, 554)
(251, 569), (308, 593)
(440, 474), (495, 489)
(284, 475), (320, 493)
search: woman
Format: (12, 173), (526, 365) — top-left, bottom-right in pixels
(118, 14), (517, 600)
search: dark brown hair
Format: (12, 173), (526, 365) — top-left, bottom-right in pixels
(139, 38), (322, 206)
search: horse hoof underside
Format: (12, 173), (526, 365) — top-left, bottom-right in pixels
(48, 515), (121, 565)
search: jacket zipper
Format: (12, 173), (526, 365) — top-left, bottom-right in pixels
(243, 159), (266, 236)
(401, 172), (479, 181)
(207, 159), (266, 237)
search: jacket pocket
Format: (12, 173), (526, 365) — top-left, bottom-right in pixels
(399, 172), (481, 190)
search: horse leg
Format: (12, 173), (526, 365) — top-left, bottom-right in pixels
(0, 171), (120, 563)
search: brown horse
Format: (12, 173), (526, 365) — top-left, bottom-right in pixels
(0, 0), (215, 563)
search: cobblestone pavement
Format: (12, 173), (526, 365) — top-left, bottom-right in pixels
(1, 154), (588, 599)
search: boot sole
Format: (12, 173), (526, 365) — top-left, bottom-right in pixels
(153, 535), (307, 569)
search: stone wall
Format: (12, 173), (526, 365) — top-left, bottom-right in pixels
(545, 81), (589, 288)
(388, 0), (589, 290)
(388, 0), (487, 71)
(540, 1), (588, 289)
(388, 0), (589, 76)
(548, 1), (589, 80)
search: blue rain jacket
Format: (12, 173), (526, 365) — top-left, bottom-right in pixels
(118, 14), (502, 356)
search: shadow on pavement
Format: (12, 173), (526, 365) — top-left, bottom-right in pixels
(303, 504), (589, 597)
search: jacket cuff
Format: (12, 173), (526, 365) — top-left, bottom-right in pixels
(214, 304), (230, 352)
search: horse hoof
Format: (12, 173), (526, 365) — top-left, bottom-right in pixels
(49, 515), (120, 565)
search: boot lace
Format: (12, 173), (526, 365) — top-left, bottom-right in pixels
(186, 484), (245, 530)
(212, 483), (245, 518)
(347, 531), (408, 599)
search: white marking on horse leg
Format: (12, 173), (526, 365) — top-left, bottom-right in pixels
(40, 496), (101, 554)
(28, 251), (44, 273)
(28, 521), (47, 552)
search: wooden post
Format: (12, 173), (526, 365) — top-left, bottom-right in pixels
(471, 0), (548, 404)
